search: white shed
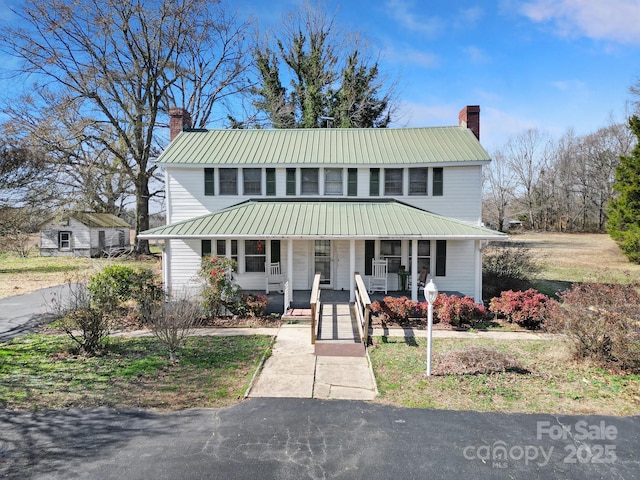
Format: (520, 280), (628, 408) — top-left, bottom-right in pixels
(39, 212), (131, 257)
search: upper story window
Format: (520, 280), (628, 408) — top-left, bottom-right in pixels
(409, 168), (428, 195)
(301, 168), (319, 195)
(219, 168), (238, 195)
(384, 168), (403, 196)
(433, 167), (443, 196)
(348, 168), (357, 196)
(204, 168), (215, 196)
(324, 168), (343, 195)
(266, 168), (276, 196)
(243, 168), (262, 195)
(369, 168), (380, 196)
(286, 168), (296, 195)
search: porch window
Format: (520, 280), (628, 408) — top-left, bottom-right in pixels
(409, 168), (428, 195)
(436, 240), (446, 276)
(348, 168), (357, 196)
(324, 168), (343, 195)
(266, 168), (276, 196)
(245, 240), (266, 273)
(59, 231), (71, 250)
(433, 167), (443, 196)
(384, 168), (403, 196)
(380, 240), (401, 273)
(369, 168), (380, 196)
(243, 168), (262, 195)
(409, 240), (431, 274)
(301, 168), (319, 195)
(204, 168), (215, 196)
(286, 169), (296, 195)
(219, 168), (238, 195)
(216, 240), (226, 257)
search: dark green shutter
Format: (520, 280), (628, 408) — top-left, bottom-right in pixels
(370, 168), (379, 196)
(348, 168), (357, 196)
(271, 240), (281, 263)
(266, 168), (276, 196)
(201, 239), (212, 258)
(433, 168), (443, 196)
(286, 169), (296, 195)
(204, 168), (215, 196)
(365, 240), (375, 275)
(436, 240), (446, 276)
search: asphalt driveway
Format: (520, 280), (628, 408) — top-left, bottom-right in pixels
(1, 399), (638, 480)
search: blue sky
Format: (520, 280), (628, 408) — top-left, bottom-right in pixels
(1, 0), (639, 153)
(237, 0), (640, 152)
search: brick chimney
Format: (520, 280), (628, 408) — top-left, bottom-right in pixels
(169, 107), (192, 141)
(458, 105), (480, 141)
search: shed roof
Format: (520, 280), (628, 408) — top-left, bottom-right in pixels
(139, 200), (505, 240)
(157, 127), (491, 166)
(51, 212), (131, 229)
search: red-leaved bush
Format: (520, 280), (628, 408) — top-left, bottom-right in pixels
(371, 296), (417, 324)
(433, 294), (487, 327)
(489, 289), (553, 330)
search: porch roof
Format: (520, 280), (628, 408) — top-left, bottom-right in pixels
(139, 200), (506, 240)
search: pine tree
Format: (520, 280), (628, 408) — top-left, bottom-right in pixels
(607, 115), (640, 263)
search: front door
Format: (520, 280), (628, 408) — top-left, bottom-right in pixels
(314, 240), (332, 287)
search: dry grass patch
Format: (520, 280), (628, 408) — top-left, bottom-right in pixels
(431, 346), (526, 376)
(369, 336), (640, 415)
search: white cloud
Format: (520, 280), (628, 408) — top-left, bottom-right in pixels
(550, 79), (587, 92)
(521, 0), (640, 45)
(382, 44), (440, 69)
(384, 0), (443, 36)
(463, 46), (490, 64)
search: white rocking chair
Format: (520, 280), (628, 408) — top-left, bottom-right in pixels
(368, 259), (388, 294)
(265, 262), (284, 294)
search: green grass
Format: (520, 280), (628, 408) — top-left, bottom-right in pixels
(369, 337), (640, 415)
(0, 334), (273, 410)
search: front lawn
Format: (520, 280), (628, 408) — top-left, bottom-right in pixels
(0, 334), (273, 410)
(369, 336), (640, 415)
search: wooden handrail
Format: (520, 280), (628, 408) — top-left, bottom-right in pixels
(310, 273), (321, 344)
(354, 273), (372, 345)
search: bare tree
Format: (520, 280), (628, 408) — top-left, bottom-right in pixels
(0, 0), (251, 253)
(483, 149), (516, 232)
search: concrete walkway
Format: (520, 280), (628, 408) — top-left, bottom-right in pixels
(247, 325), (378, 401)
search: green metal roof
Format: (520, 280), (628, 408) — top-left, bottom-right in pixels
(70, 212), (130, 228)
(157, 127), (491, 166)
(139, 200), (505, 239)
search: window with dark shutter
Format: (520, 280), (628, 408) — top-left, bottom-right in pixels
(365, 240), (375, 275)
(204, 168), (215, 196)
(436, 240), (446, 276)
(266, 168), (276, 196)
(369, 168), (380, 196)
(286, 169), (296, 195)
(433, 168), (443, 196)
(348, 168), (357, 196)
(201, 239), (212, 258)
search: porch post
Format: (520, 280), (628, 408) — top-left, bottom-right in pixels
(411, 239), (418, 301)
(287, 239), (294, 298)
(474, 240), (482, 303)
(349, 239), (355, 302)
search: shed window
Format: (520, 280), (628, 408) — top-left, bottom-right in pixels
(324, 168), (343, 195)
(243, 168), (262, 195)
(409, 168), (428, 195)
(384, 168), (403, 196)
(219, 168), (238, 195)
(59, 231), (71, 250)
(301, 168), (319, 195)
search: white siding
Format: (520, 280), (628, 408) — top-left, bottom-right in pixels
(432, 240), (476, 298)
(293, 241), (311, 289)
(40, 218), (90, 257)
(167, 239), (204, 296)
(333, 240), (350, 291)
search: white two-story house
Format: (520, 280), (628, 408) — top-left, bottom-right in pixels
(139, 106), (505, 303)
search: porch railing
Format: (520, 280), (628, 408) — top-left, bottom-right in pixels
(310, 273), (321, 344)
(354, 273), (372, 345)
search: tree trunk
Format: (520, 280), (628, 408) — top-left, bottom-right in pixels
(135, 172), (151, 255)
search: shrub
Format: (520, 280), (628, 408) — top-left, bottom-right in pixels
(482, 241), (540, 301)
(547, 282), (640, 372)
(489, 289), (554, 330)
(236, 293), (269, 317)
(50, 282), (111, 355)
(433, 294), (487, 327)
(370, 296), (419, 324)
(199, 257), (239, 317)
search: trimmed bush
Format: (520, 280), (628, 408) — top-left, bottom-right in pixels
(371, 296), (419, 324)
(433, 294), (487, 327)
(489, 289), (554, 330)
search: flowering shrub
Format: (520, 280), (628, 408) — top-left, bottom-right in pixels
(489, 289), (552, 330)
(433, 294), (487, 327)
(199, 257), (239, 316)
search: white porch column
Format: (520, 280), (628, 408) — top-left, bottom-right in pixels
(287, 239), (294, 298)
(474, 240), (482, 302)
(411, 239), (418, 301)
(349, 239), (355, 302)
